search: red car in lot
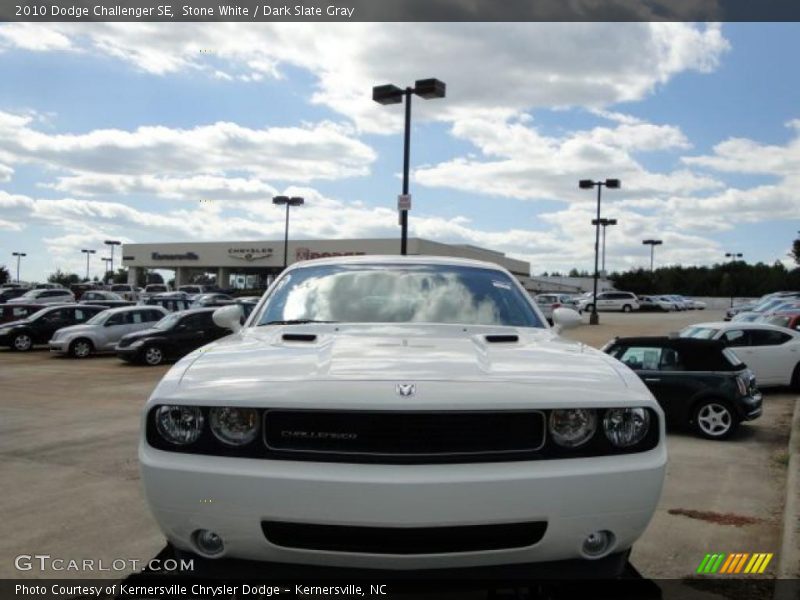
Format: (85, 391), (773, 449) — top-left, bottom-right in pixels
(0, 304), (44, 324)
(763, 311), (800, 331)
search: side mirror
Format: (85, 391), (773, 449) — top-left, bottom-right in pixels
(213, 304), (243, 333)
(552, 307), (581, 333)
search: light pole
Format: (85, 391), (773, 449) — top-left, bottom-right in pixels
(272, 196), (304, 269)
(642, 239), (663, 272)
(580, 178), (621, 325)
(725, 252), (743, 307)
(12, 252), (26, 283)
(81, 249), (96, 281)
(591, 217), (617, 274)
(104, 240), (121, 280)
(102, 258), (112, 284)
(373, 78), (446, 255)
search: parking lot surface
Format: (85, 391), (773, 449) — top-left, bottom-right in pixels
(1, 309), (795, 587)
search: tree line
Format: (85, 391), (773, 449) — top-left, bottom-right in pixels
(609, 260), (800, 297)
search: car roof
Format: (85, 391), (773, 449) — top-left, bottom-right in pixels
(611, 335), (726, 350)
(689, 321), (798, 333)
(287, 254), (510, 271)
(104, 305), (167, 314)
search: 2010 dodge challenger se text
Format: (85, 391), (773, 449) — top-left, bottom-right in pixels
(139, 256), (666, 577)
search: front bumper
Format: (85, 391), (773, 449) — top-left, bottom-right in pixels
(140, 443), (666, 571)
(48, 339), (67, 353)
(116, 345), (142, 361)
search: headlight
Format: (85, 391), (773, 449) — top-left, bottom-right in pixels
(154, 405), (204, 445)
(210, 407), (259, 446)
(0, 328), (10, 335)
(603, 408), (650, 447)
(548, 409), (597, 448)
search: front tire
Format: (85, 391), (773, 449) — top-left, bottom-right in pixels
(692, 399), (739, 440)
(584, 304), (594, 313)
(12, 333), (33, 352)
(142, 345), (164, 366)
(622, 304), (632, 313)
(69, 338), (93, 359)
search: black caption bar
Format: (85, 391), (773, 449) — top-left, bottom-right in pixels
(3, 0), (800, 22)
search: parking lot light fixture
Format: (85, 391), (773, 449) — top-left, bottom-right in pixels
(272, 196), (305, 269)
(642, 239), (663, 272)
(81, 249), (96, 281)
(12, 252), (26, 283)
(592, 218), (618, 274)
(373, 78), (446, 256)
(104, 240), (121, 279)
(725, 252), (744, 307)
(580, 179), (621, 325)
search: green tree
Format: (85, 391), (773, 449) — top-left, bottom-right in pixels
(0, 265), (9, 285)
(47, 269), (81, 287)
(791, 238), (800, 266)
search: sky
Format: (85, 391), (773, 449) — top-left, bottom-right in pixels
(0, 22), (799, 282)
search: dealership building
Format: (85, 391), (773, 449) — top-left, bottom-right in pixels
(121, 238), (542, 290)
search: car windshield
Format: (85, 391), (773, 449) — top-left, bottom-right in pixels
(111, 285), (130, 291)
(85, 311), (110, 325)
(256, 263), (544, 328)
(152, 312), (182, 330)
(680, 326), (718, 339)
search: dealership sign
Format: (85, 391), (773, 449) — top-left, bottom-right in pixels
(151, 252), (198, 260)
(228, 247), (273, 262)
(295, 247), (366, 261)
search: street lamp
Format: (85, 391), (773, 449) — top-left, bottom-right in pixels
(725, 252), (744, 307)
(642, 239), (663, 272)
(591, 217), (618, 274)
(102, 257), (112, 284)
(272, 196), (304, 269)
(12, 252), (26, 283)
(373, 78), (446, 256)
(81, 249), (96, 281)
(104, 240), (121, 279)
(579, 178), (620, 325)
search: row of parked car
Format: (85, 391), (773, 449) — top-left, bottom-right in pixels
(0, 287), (260, 365)
(724, 290), (800, 329)
(533, 291), (705, 321)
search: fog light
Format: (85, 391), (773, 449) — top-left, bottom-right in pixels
(193, 529), (224, 556)
(582, 530), (615, 558)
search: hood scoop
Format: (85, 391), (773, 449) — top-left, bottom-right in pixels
(485, 334), (519, 344)
(282, 333), (317, 343)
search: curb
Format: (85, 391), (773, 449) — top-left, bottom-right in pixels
(774, 394), (800, 599)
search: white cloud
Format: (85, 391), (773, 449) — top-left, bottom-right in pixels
(0, 111), (375, 190)
(0, 23), (730, 133)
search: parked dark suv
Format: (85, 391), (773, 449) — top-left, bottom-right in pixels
(0, 304), (107, 351)
(603, 336), (762, 439)
(115, 308), (232, 366)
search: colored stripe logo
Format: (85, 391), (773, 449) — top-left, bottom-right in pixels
(697, 553), (773, 574)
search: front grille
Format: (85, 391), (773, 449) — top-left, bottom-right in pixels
(261, 521), (548, 554)
(263, 410), (545, 459)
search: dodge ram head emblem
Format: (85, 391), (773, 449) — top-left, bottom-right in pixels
(396, 383), (416, 397)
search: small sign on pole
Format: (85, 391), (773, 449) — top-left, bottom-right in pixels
(397, 194), (412, 211)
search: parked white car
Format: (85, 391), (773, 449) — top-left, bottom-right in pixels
(140, 256), (666, 576)
(577, 291), (640, 313)
(680, 322), (800, 388)
(533, 293), (581, 322)
(110, 284), (139, 302)
(7, 288), (75, 305)
(49, 305), (169, 358)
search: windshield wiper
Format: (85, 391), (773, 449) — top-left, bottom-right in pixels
(260, 319), (338, 326)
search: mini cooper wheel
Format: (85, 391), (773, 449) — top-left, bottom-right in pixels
(69, 338), (93, 358)
(12, 333), (33, 352)
(693, 399), (738, 440)
(142, 345), (164, 366)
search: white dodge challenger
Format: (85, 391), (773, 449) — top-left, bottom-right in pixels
(139, 256), (666, 577)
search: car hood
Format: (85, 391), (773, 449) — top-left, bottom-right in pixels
(121, 327), (167, 342)
(0, 318), (30, 329)
(54, 323), (95, 335)
(177, 324), (631, 389)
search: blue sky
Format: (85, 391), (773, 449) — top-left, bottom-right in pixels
(0, 22), (798, 281)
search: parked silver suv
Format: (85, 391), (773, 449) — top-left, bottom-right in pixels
(49, 305), (169, 358)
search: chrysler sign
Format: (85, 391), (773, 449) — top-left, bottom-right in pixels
(228, 247), (273, 262)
